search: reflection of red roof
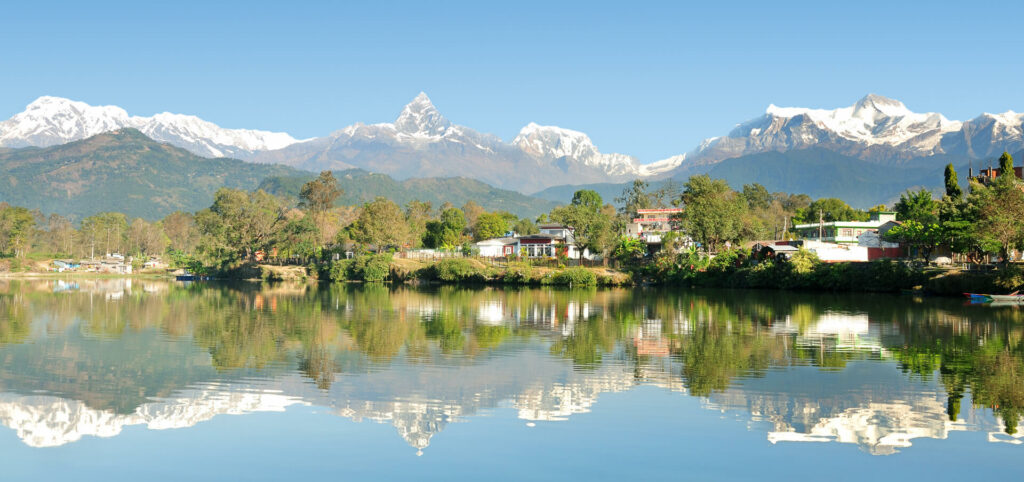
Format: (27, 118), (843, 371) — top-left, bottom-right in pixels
(634, 337), (669, 356)
(637, 208), (682, 214)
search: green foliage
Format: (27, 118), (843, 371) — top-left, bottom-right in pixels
(741, 183), (773, 211)
(894, 189), (938, 225)
(348, 197), (408, 251)
(424, 208), (467, 249)
(472, 212), (510, 241)
(327, 254), (392, 282)
(944, 163), (963, 199)
(298, 171), (342, 213)
(612, 236), (647, 263)
(356, 254), (392, 282)
(797, 197), (868, 224)
(550, 267), (597, 286)
(550, 189), (613, 260)
(0, 205), (37, 258)
(884, 220), (943, 260)
(999, 151), (1015, 179)
(431, 258), (486, 282)
(679, 175), (744, 253)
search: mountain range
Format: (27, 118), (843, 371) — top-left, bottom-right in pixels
(0, 129), (558, 220)
(2, 93), (1024, 208)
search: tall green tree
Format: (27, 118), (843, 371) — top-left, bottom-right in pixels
(0, 205), (37, 259)
(741, 183), (773, 211)
(999, 152), (1016, 180)
(80, 212), (128, 258)
(799, 198), (868, 223)
(349, 197), (409, 251)
(894, 189), (938, 225)
(550, 190), (612, 261)
(195, 188), (286, 262)
(616, 180), (653, 219)
(969, 177), (1024, 263)
(472, 212), (510, 241)
(424, 208), (467, 249)
(298, 171), (342, 213)
(944, 163), (963, 199)
(678, 175), (744, 253)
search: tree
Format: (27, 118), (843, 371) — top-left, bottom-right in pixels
(472, 212), (510, 241)
(678, 175), (744, 253)
(944, 163), (963, 199)
(44, 214), (75, 256)
(616, 179), (653, 219)
(894, 189), (938, 225)
(798, 198), (868, 224)
(512, 217), (538, 236)
(969, 178), (1024, 263)
(275, 213), (319, 259)
(999, 151), (1016, 180)
(0, 206), (37, 258)
(883, 220), (942, 261)
(162, 211), (200, 255)
(461, 201), (485, 229)
(349, 197), (408, 251)
(128, 218), (168, 256)
(550, 190), (612, 261)
(741, 183), (772, 211)
(299, 171), (343, 247)
(80, 212), (128, 258)
(298, 171), (342, 213)
(195, 188), (287, 263)
(405, 201), (433, 248)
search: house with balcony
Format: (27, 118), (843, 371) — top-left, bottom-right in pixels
(793, 211), (897, 244)
(624, 208), (692, 252)
(473, 223), (594, 259)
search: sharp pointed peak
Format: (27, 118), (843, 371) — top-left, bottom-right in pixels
(394, 92), (450, 135)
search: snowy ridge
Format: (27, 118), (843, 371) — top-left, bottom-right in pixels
(682, 94), (1024, 168)
(0, 96), (302, 158)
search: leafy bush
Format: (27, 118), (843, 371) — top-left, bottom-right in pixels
(329, 259), (354, 282)
(551, 267), (597, 286)
(360, 254), (392, 282)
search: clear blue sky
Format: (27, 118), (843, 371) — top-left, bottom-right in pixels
(3, 0), (1022, 161)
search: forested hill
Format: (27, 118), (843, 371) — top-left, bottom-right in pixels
(534, 148), (979, 208)
(0, 129), (308, 220)
(258, 170), (560, 218)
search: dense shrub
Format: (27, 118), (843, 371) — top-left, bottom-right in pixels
(360, 254), (392, 282)
(550, 267), (597, 286)
(329, 259), (354, 282)
(328, 254), (392, 282)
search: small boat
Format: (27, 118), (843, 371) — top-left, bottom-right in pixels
(986, 294), (1024, 302)
(964, 291), (1024, 303)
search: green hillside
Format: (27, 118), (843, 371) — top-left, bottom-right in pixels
(259, 170), (559, 218)
(0, 129), (309, 220)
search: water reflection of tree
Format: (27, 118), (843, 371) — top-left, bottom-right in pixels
(3, 279), (1024, 433)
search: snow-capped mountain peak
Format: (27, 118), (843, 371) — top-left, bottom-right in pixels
(0, 96), (302, 158)
(512, 122), (682, 176)
(394, 92), (451, 137)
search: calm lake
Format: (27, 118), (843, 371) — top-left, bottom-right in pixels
(0, 279), (1021, 480)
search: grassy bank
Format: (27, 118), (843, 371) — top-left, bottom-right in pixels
(636, 248), (1024, 296)
(212, 251), (1024, 296)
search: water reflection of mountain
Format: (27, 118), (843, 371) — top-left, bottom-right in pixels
(0, 281), (1021, 454)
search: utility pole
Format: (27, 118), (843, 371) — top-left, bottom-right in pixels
(818, 209), (824, 240)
